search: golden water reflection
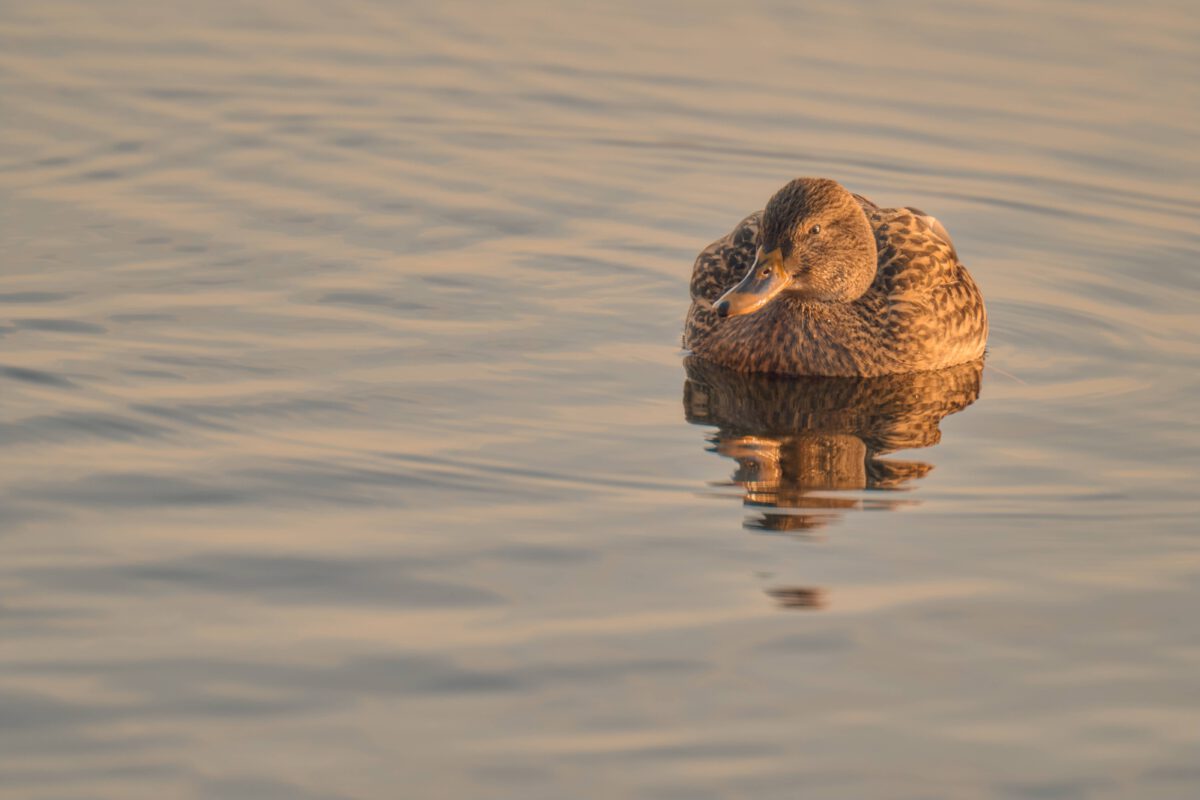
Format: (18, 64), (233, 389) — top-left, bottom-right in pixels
(683, 357), (983, 535)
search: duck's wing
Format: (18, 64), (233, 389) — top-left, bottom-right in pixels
(902, 206), (956, 260)
(855, 194), (956, 269)
(867, 206), (988, 368)
(870, 206), (964, 294)
(689, 211), (761, 307)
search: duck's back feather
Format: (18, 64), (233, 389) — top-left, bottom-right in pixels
(688, 211), (761, 307)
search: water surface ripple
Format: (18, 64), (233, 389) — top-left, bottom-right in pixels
(2, 1), (1199, 798)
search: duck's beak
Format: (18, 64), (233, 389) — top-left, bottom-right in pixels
(715, 247), (793, 318)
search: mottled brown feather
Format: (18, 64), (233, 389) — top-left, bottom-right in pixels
(684, 181), (988, 376)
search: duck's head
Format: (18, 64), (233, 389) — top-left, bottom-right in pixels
(716, 178), (877, 318)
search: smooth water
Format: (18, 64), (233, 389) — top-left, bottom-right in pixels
(3, 1), (1199, 798)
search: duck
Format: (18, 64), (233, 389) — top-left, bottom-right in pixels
(684, 177), (987, 376)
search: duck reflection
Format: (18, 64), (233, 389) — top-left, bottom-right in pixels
(683, 357), (983, 534)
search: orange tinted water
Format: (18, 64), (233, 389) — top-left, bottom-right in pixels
(2, 1), (1199, 797)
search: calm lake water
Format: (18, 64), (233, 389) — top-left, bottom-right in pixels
(3, 1), (1199, 798)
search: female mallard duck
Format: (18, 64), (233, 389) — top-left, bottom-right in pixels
(684, 177), (987, 376)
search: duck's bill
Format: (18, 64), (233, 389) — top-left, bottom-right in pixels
(715, 247), (794, 318)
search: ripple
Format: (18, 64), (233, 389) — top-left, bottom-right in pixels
(2, 1), (1198, 798)
(12, 318), (106, 334)
(0, 365), (75, 388)
(0, 291), (76, 303)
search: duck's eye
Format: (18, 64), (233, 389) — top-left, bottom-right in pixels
(809, 224), (822, 235)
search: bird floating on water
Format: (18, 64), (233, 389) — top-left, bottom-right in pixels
(684, 177), (987, 376)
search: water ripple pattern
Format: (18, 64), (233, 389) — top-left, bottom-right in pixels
(2, 1), (1199, 798)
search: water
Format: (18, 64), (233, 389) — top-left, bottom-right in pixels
(2, 1), (1199, 797)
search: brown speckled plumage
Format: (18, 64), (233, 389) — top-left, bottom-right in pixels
(684, 178), (988, 376)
